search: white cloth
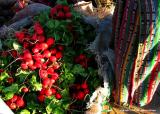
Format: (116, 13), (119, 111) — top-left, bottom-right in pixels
(0, 98), (14, 114)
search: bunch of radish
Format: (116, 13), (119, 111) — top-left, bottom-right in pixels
(14, 22), (64, 102)
(50, 4), (72, 19)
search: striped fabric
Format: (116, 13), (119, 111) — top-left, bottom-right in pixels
(112, 0), (160, 106)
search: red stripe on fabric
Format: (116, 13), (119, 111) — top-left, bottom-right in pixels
(147, 0), (155, 104)
(128, 58), (136, 106)
(158, 50), (160, 62)
(147, 62), (158, 103)
(150, 0), (153, 41)
(116, 0), (129, 68)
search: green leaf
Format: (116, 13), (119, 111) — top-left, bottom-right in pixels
(54, 32), (61, 41)
(30, 75), (42, 91)
(35, 11), (50, 25)
(13, 42), (21, 50)
(2, 84), (18, 93)
(0, 39), (2, 50)
(46, 20), (55, 29)
(4, 92), (14, 100)
(15, 69), (31, 83)
(31, 110), (36, 114)
(61, 33), (73, 45)
(0, 71), (9, 81)
(30, 75), (37, 84)
(62, 101), (70, 110)
(53, 107), (65, 114)
(54, 20), (60, 28)
(0, 85), (4, 91)
(33, 83), (42, 91)
(46, 101), (57, 114)
(72, 64), (86, 77)
(19, 109), (30, 114)
(56, 0), (68, 5)
(26, 93), (39, 110)
(61, 89), (69, 98)
(0, 57), (9, 68)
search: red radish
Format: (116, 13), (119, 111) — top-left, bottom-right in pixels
(81, 82), (88, 89)
(25, 59), (34, 67)
(39, 69), (48, 79)
(35, 61), (41, 68)
(51, 72), (59, 80)
(76, 84), (81, 90)
(1, 51), (8, 57)
(47, 67), (54, 74)
(50, 8), (57, 18)
(51, 48), (57, 55)
(42, 78), (50, 88)
(77, 91), (85, 100)
(33, 53), (43, 61)
(23, 51), (32, 59)
(53, 62), (60, 70)
(45, 89), (52, 96)
(15, 32), (25, 42)
(30, 65), (37, 70)
(79, 54), (86, 60)
(41, 63), (48, 70)
(57, 11), (65, 19)
(32, 33), (37, 40)
(80, 61), (87, 68)
(57, 45), (64, 51)
(16, 98), (25, 107)
(32, 47), (39, 53)
(55, 4), (63, 10)
(0, 69), (4, 73)
(21, 63), (28, 70)
(56, 52), (63, 59)
(21, 87), (29, 93)
(10, 50), (18, 58)
(49, 56), (57, 62)
(38, 35), (45, 42)
(9, 103), (17, 110)
(23, 41), (30, 48)
(10, 95), (18, 102)
(23, 49), (29, 54)
(39, 43), (48, 51)
(38, 94), (45, 102)
(7, 77), (14, 84)
(75, 57), (80, 63)
(84, 89), (90, 94)
(63, 6), (70, 12)
(46, 37), (55, 46)
(65, 12), (72, 19)
(6, 101), (11, 106)
(51, 88), (56, 95)
(34, 22), (44, 35)
(43, 50), (51, 58)
(49, 78), (55, 86)
(40, 88), (45, 95)
(55, 93), (62, 99)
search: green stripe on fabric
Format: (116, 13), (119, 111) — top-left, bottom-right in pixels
(140, 76), (149, 106)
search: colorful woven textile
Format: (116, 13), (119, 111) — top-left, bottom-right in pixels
(112, 0), (160, 106)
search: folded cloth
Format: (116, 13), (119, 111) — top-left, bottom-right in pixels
(112, 0), (160, 106)
(0, 98), (14, 114)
